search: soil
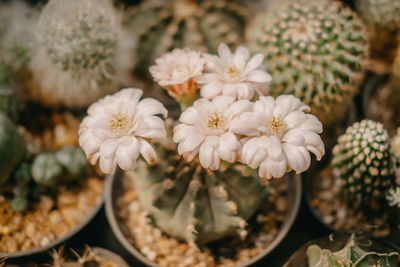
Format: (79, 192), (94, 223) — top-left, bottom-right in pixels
(116, 172), (291, 267)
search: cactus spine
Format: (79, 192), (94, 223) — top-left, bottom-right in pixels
(126, 0), (248, 75)
(332, 120), (394, 204)
(29, 0), (135, 108)
(307, 234), (398, 267)
(131, 138), (269, 245)
(248, 0), (367, 125)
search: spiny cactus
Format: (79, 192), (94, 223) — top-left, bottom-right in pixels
(332, 120), (394, 204)
(356, 0), (400, 30)
(248, 0), (367, 125)
(307, 234), (398, 267)
(132, 138), (270, 245)
(31, 147), (88, 187)
(0, 61), (18, 119)
(126, 0), (248, 75)
(0, 0), (38, 67)
(29, 0), (134, 109)
(0, 112), (25, 184)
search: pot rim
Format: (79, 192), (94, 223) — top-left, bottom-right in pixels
(0, 176), (107, 259)
(105, 170), (302, 267)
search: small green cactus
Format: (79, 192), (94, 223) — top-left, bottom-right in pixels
(307, 234), (398, 267)
(30, 0), (134, 108)
(126, 0), (247, 74)
(356, 0), (400, 30)
(0, 112), (25, 184)
(332, 120), (395, 204)
(31, 153), (64, 186)
(55, 146), (88, 181)
(132, 141), (270, 245)
(248, 0), (367, 125)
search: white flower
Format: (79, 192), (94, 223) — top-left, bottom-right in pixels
(149, 48), (205, 108)
(197, 43), (271, 100)
(78, 88), (167, 175)
(173, 96), (252, 170)
(230, 95), (324, 179)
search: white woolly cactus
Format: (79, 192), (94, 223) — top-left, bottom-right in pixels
(78, 45), (325, 245)
(29, 0), (135, 109)
(356, 0), (400, 30)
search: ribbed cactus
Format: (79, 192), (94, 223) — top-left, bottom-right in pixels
(248, 0), (367, 124)
(29, 0), (134, 108)
(307, 235), (398, 267)
(0, 61), (17, 119)
(356, 0), (400, 30)
(126, 0), (247, 74)
(132, 140), (270, 245)
(0, 112), (25, 184)
(332, 120), (394, 203)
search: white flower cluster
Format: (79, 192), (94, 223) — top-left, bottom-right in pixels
(79, 43), (324, 179)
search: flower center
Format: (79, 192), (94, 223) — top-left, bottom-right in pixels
(226, 66), (240, 77)
(109, 113), (130, 134)
(268, 116), (287, 134)
(207, 112), (226, 130)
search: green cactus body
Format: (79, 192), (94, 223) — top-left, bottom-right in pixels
(0, 61), (18, 119)
(356, 0), (400, 30)
(248, 0), (367, 125)
(127, 0), (247, 74)
(55, 146), (88, 181)
(307, 235), (398, 267)
(332, 120), (394, 203)
(30, 0), (134, 108)
(0, 113), (25, 184)
(31, 153), (63, 186)
(131, 142), (270, 245)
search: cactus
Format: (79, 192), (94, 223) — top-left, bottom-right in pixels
(29, 0), (135, 109)
(0, 1), (38, 67)
(132, 138), (270, 245)
(0, 61), (18, 119)
(126, 0), (248, 75)
(55, 146), (88, 181)
(0, 112), (25, 184)
(356, 0), (400, 30)
(31, 153), (64, 187)
(307, 234), (398, 267)
(332, 120), (395, 204)
(248, 0), (367, 125)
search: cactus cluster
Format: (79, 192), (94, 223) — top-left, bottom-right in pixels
(332, 120), (394, 204)
(29, 0), (134, 109)
(307, 235), (398, 267)
(126, 0), (248, 74)
(131, 134), (270, 245)
(248, 0), (367, 124)
(356, 0), (400, 30)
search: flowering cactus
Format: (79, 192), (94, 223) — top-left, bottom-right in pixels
(79, 44), (325, 244)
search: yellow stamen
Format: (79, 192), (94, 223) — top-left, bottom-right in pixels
(109, 113), (129, 132)
(207, 112), (226, 130)
(269, 116), (287, 134)
(226, 66), (240, 77)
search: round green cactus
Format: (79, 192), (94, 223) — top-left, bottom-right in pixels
(356, 0), (400, 30)
(30, 0), (134, 108)
(31, 153), (63, 186)
(132, 141), (270, 245)
(332, 120), (394, 203)
(0, 112), (25, 184)
(55, 146), (88, 181)
(126, 0), (248, 74)
(248, 0), (367, 125)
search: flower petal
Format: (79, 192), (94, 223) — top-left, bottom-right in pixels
(138, 138), (158, 164)
(116, 136), (140, 171)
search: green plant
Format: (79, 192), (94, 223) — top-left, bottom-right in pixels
(29, 0), (134, 108)
(248, 0), (367, 125)
(0, 112), (25, 184)
(332, 120), (394, 204)
(126, 0), (247, 75)
(356, 0), (400, 30)
(0, 61), (17, 119)
(132, 137), (270, 245)
(307, 234), (398, 267)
